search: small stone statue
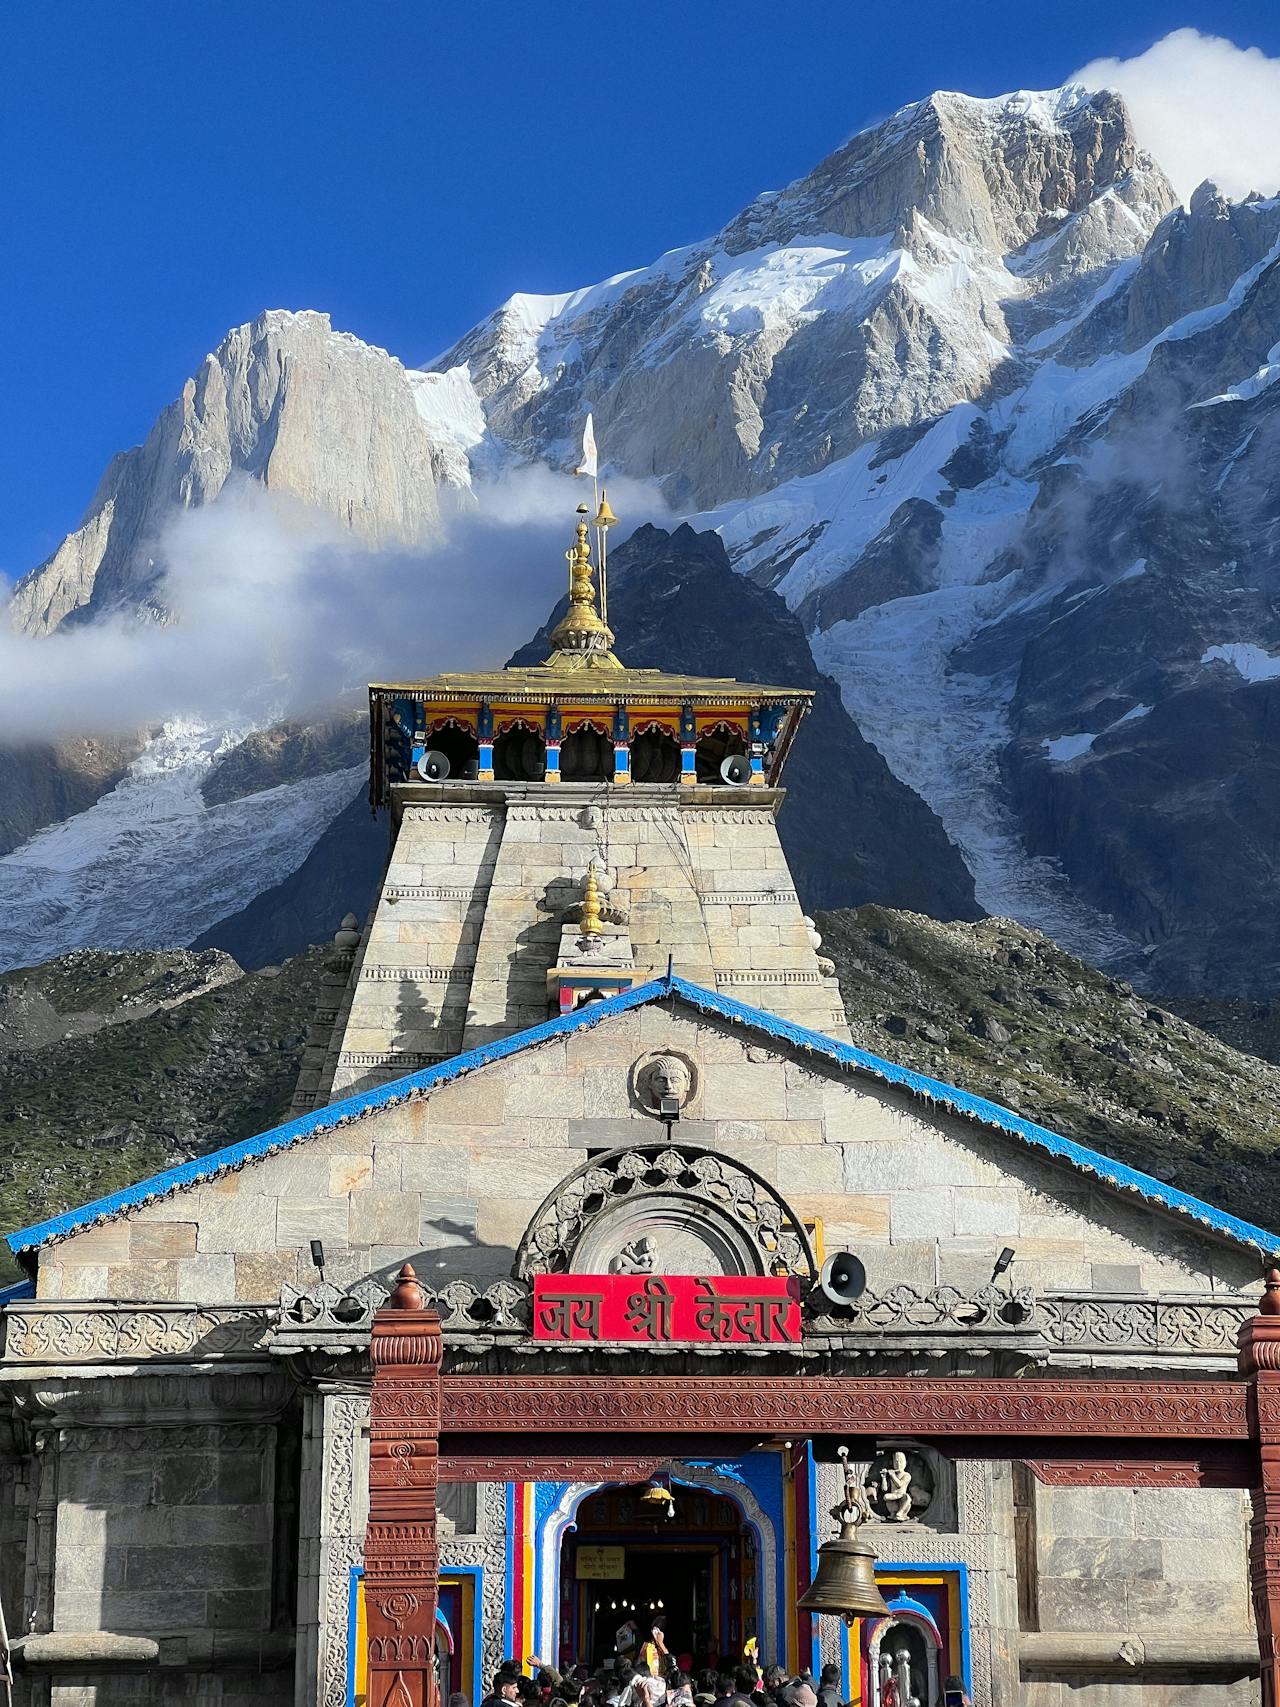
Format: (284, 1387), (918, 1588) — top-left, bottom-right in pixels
(613, 1236), (657, 1275)
(866, 1448), (930, 1522)
(878, 1450), (914, 1521)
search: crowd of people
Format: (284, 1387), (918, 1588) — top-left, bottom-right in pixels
(465, 1617), (971, 1707)
(474, 1653), (840, 1707)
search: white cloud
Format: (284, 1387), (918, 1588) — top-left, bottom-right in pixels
(0, 469), (667, 740)
(1073, 28), (1280, 203)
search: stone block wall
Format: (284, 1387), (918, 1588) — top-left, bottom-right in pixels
(1016, 1482), (1259, 1707)
(5, 1370), (295, 1707)
(1021, 1681), (1258, 1706)
(318, 784), (849, 1102)
(51, 1425), (277, 1636)
(35, 1006), (1261, 1304)
(1032, 1484), (1252, 1637)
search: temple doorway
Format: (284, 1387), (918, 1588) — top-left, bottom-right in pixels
(558, 1482), (760, 1671)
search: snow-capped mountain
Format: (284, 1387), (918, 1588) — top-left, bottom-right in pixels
(9, 81), (1280, 994)
(9, 312), (470, 636)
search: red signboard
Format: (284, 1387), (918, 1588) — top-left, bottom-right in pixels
(532, 1274), (802, 1345)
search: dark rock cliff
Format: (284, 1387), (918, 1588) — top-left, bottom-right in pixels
(509, 522), (979, 919)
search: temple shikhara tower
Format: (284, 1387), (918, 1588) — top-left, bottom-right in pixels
(3, 500), (1280, 1707)
(292, 502), (844, 1113)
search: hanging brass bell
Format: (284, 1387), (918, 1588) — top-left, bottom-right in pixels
(638, 1475), (676, 1519)
(797, 1518), (890, 1623)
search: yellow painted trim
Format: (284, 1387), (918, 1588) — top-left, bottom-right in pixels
(782, 1450), (798, 1672)
(521, 1483), (536, 1666)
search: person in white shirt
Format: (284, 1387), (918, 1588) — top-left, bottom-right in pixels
(631, 1662), (668, 1707)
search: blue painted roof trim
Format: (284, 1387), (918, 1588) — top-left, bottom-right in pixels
(0, 1277), (35, 1305)
(7, 972), (1279, 1257)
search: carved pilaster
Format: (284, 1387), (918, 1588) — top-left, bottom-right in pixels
(365, 1265), (442, 1707)
(1238, 1282), (1280, 1706)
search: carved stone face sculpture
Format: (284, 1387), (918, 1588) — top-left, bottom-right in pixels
(642, 1054), (692, 1110)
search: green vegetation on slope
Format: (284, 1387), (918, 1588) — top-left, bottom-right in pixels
(5, 908), (1280, 1290)
(817, 905), (1280, 1238)
(0, 949), (329, 1283)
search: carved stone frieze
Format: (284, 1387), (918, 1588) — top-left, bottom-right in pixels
(1027, 1460), (1208, 1486)
(400, 808), (496, 824)
(1036, 1292), (1251, 1355)
(320, 1395), (366, 1707)
(701, 890), (799, 906)
(806, 1285), (1036, 1338)
(57, 1422), (274, 1452)
(358, 966), (470, 983)
(339, 1051), (446, 1070)
(2, 1302), (273, 1365)
(440, 1375), (1251, 1438)
(385, 886), (481, 901)
(714, 970), (823, 986)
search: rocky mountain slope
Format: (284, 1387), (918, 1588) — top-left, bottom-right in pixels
(0, 947), (329, 1282)
(7, 81), (1280, 995)
(818, 904), (1280, 1233)
(6, 916), (1279, 1288)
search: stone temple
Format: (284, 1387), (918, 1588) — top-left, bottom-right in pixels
(2, 501), (1279, 1707)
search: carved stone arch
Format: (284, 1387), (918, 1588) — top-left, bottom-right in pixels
(513, 1143), (816, 1282)
(536, 1462), (779, 1663)
(867, 1600), (943, 1707)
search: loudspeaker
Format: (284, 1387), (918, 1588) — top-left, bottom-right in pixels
(818, 1250), (867, 1310)
(416, 749), (451, 782)
(720, 753), (751, 785)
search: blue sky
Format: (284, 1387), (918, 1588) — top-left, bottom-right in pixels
(5, 0), (1280, 578)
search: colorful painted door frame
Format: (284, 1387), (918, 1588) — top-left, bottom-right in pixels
(367, 1269), (1280, 1707)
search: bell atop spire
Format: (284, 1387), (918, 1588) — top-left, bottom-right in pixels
(545, 504), (620, 667)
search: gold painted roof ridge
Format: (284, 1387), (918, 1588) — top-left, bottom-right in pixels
(368, 666), (814, 701)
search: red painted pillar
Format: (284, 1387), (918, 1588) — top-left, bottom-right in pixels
(365, 1263), (443, 1707)
(1239, 1267), (1280, 1707)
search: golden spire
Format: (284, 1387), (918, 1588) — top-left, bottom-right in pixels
(546, 505), (618, 664)
(580, 864), (604, 937)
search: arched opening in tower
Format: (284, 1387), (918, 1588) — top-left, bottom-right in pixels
(493, 724), (546, 781)
(560, 725), (613, 781)
(695, 723), (748, 783)
(630, 726), (680, 784)
(425, 720), (480, 779)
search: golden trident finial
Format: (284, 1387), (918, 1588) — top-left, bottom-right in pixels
(580, 864), (604, 937)
(547, 504), (615, 658)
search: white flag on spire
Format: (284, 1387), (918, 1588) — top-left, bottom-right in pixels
(574, 413), (598, 480)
